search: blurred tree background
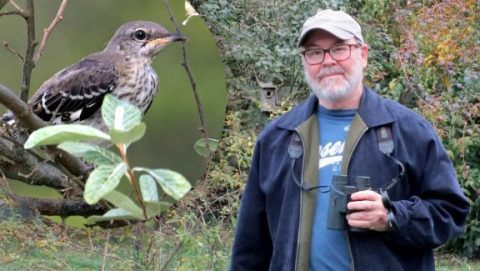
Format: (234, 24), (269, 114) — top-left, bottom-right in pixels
(0, 0), (479, 269)
(0, 0), (227, 227)
(0, 0), (226, 183)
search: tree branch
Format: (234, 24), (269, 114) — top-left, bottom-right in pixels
(0, 83), (46, 130)
(33, 0), (69, 64)
(7, 193), (106, 217)
(0, 10), (25, 17)
(20, 0), (36, 102)
(161, 0), (212, 165)
(9, 0), (24, 13)
(0, 136), (81, 192)
(0, 83), (90, 181)
(3, 41), (24, 62)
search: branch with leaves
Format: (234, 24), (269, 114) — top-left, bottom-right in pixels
(0, 1), (197, 226)
(0, 0), (100, 219)
(24, 95), (191, 223)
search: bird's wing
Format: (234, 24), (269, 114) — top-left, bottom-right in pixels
(30, 57), (119, 123)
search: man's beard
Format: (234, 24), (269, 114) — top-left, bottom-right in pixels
(305, 61), (363, 104)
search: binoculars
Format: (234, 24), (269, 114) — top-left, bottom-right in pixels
(327, 175), (371, 232)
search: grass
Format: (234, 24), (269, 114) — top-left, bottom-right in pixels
(0, 214), (478, 271)
(0, 215), (233, 271)
(436, 253), (480, 271)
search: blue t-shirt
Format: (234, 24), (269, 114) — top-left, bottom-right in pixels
(310, 106), (355, 271)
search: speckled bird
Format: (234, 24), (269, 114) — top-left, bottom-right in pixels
(27, 21), (185, 131)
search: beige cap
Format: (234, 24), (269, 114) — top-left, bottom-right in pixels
(298, 9), (364, 46)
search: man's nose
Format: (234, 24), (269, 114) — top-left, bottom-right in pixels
(322, 51), (337, 65)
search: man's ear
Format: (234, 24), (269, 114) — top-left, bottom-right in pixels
(360, 44), (369, 68)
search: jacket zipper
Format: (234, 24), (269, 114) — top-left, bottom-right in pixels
(294, 129), (304, 271)
(345, 125), (368, 271)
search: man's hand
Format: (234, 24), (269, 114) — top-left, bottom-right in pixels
(346, 190), (390, 232)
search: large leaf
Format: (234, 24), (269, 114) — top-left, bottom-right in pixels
(109, 122), (146, 146)
(87, 208), (141, 223)
(193, 138), (219, 157)
(102, 94), (142, 132)
(84, 163), (128, 204)
(103, 190), (143, 219)
(57, 141), (122, 165)
(24, 124), (110, 149)
(139, 174), (159, 202)
(133, 168), (191, 200)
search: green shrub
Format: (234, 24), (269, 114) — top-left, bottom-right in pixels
(391, 0), (479, 257)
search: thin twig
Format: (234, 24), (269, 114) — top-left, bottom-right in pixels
(100, 231), (111, 271)
(9, 0), (24, 13)
(160, 240), (184, 271)
(33, 0), (69, 64)
(161, 0), (213, 170)
(20, 0), (36, 102)
(0, 10), (25, 17)
(3, 41), (24, 62)
(133, 223), (143, 266)
(144, 233), (156, 267)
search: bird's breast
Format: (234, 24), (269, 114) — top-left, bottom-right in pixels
(113, 63), (158, 114)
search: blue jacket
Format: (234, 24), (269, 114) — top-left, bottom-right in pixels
(230, 87), (470, 271)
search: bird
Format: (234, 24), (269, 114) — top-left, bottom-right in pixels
(13, 21), (186, 132)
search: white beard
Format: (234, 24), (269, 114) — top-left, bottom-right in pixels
(306, 61), (363, 104)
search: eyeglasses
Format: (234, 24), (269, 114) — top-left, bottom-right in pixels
(301, 44), (361, 65)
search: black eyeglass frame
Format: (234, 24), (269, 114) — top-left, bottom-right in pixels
(301, 43), (362, 65)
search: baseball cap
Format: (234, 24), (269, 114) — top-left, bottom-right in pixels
(297, 9), (364, 46)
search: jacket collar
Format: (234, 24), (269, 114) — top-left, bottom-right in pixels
(357, 86), (395, 127)
(275, 86), (395, 130)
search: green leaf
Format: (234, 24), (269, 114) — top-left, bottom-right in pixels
(87, 208), (141, 223)
(193, 138), (219, 157)
(139, 174), (158, 202)
(102, 94), (142, 132)
(57, 141), (122, 165)
(145, 201), (171, 218)
(133, 168), (191, 200)
(84, 163), (128, 204)
(109, 122), (146, 145)
(103, 190), (143, 219)
(24, 124), (110, 149)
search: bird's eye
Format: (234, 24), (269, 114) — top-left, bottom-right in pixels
(133, 30), (147, 41)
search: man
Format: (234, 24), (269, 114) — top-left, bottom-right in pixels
(230, 9), (470, 271)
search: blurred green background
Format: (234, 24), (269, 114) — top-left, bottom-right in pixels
(0, 0), (227, 218)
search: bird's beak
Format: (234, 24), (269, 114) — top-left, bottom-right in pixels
(149, 33), (187, 46)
